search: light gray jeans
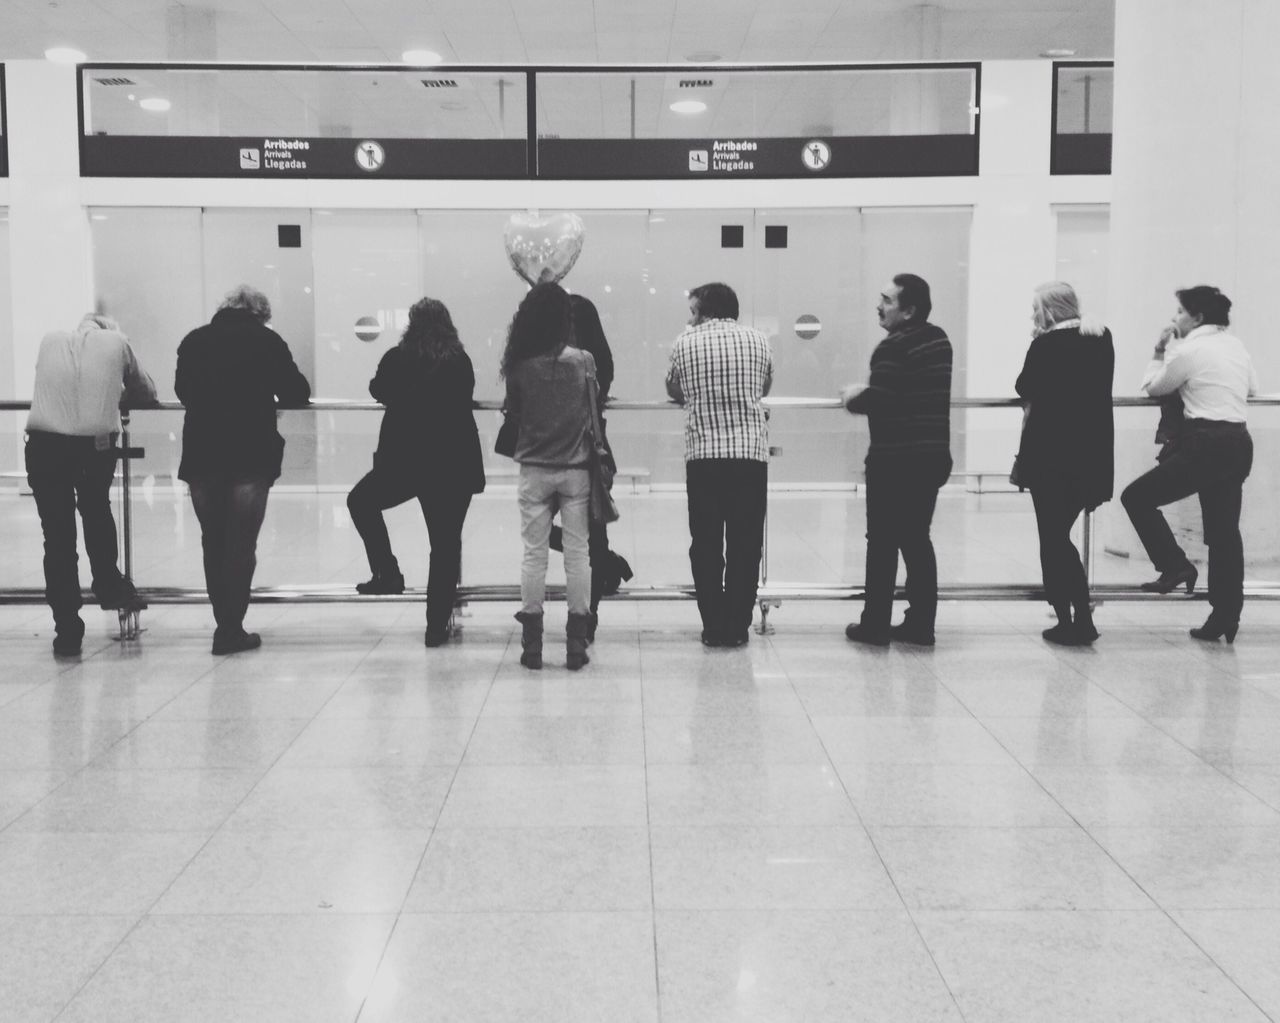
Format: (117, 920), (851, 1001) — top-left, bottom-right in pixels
(518, 464), (591, 615)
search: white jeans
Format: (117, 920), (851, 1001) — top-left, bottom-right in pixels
(518, 465), (591, 615)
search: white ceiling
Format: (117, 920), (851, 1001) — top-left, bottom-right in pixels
(0, 0), (1113, 64)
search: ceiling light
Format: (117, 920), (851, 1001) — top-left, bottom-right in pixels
(139, 97), (171, 112)
(670, 100), (707, 115)
(685, 51), (721, 63)
(44, 46), (87, 64)
(402, 49), (443, 66)
(1041, 48), (1077, 58)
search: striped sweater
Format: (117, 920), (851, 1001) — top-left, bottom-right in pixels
(847, 321), (953, 464)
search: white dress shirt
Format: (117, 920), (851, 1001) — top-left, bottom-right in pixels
(26, 317), (156, 438)
(1140, 324), (1258, 423)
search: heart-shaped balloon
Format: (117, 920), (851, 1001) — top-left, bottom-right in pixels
(504, 211), (585, 285)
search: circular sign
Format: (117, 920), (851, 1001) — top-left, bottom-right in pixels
(794, 314), (822, 340)
(355, 140), (386, 172)
(354, 316), (382, 342)
(801, 139), (831, 172)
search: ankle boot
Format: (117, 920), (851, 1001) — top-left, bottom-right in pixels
(566, 612), (593, 671)
(356, 571), (405, 595)
(515, 611), (543, 669)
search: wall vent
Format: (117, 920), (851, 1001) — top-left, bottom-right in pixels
(93, 77), (137, 87)
(420, 79), (459, 88)
(678, 79), (714, 88)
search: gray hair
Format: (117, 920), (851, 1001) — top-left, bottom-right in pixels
(219, 285), (272, 323)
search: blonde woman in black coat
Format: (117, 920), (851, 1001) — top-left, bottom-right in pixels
(1014, 282), (1114, 645)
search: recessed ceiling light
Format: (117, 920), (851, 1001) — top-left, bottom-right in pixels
(402, 49), (443, 66)
(685, 51), (721, 63)
(670, 100), (707, 115)
(1041, 48), (1077, 57)
(44, 46), (86, 64)
(139, 97), (171, 112)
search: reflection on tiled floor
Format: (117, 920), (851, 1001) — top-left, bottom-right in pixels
(3, 598), (1280, 1022)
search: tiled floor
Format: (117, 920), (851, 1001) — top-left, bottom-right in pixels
(3, 597), (1280, 1022)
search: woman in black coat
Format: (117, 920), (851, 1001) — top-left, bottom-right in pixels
(1014, 281), (1114, 646)
(347, 297), (485, 646)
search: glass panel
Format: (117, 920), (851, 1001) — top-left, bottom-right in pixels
(83, 67), (526, 140)
(537, 68), (977, 139)
(0, 210), (15, 479)
(1055, 66), (1114, 135)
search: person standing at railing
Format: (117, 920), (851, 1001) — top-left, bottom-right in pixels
(346, 297), (485, 646)
(1014, 282), (1114, 646)
(175, 285), (312, 655)
(26, 313), (157, 656)
(1120, 285), (1257, 643)
(841, 273), (952, 647)
(503, 282), (602, 671)
(665, 282), (773, 648)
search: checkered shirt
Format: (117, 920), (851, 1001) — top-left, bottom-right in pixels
(666, 318), (773, 462)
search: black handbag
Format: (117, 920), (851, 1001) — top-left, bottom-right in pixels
(495, 411), (517, 458)
(1010, 404), (1030, 491)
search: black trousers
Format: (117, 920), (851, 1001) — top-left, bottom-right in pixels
(347, 466), (473, 630)
(25, 430), (125, 629)
(1030, 477), (1089, 614)
(188, 476), (272, 636)
(1121, 422), (1253, 620)
(686, 458), (767, 638)
(862, 454), (951, 632)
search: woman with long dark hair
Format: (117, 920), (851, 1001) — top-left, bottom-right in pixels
(503, 282), (602, 670)
(347, 296), (484, 646)
(1121, 285), (1258, 642)
(1014, 282), (1114, 645)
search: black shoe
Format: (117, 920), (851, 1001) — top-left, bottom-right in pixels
(52, 633), (83, 657)
(845, 623), (890, 647)
(890, 622), (936, 646)
(212, 630), (262, 655)
(1190, 615), (1239, 643)
(95, 579), (143, 611)
(356, 573), (405, 595)
(720, 632), (749, 648)
(1073, 622), (1100, 645)
(1139, 564), (1198, 594)
(1042, 623), (1084, 646)
(701, 630), (721, 647)
(424, 627), (449, 647)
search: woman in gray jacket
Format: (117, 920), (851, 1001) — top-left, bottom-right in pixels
(502, 282), (603, 671)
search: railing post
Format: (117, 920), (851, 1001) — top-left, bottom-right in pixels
(117, 412), (141, 641)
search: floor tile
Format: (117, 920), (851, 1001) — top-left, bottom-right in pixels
(644, 714), (830, 765)
(0, 915), (138, 1023)
(405, 826), (651, 911)
(435, 765), (648, 827)
(811, 716), (1015, 765)
(1171, 910), (1280, 1020)
(360, 912), (659, 1023)
(655, 909), (963, 1022)
(463, 714), (644, 765)
(646, 765), (859, 826)
(0, 769), (71, 828)
(91, 717), (311, 770)
(872, 825), (1153, 910)
(0, 832), (208, 914)
(978, 714), (1205, 769)
(274, 715), (476, 768)
(54, 914), (395, 1023)
(154, 829), (430, 914)
(651, 826), (899, 910)
(222, 766), (454, 831)
(916, 910), (1269, 1022)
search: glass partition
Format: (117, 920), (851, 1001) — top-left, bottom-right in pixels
(0, 211), (15, 481)
(81, 66), (528, 178)
(0, 65), (8, 177)
(536, 65), (978, 178)
(1051, 62), (1113, 175)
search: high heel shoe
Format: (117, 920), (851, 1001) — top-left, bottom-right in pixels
(1140, 564), (1198, 594)
(1189, 615), (1239, 644)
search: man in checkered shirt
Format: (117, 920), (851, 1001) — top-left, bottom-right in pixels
(665, 282), (773, 647)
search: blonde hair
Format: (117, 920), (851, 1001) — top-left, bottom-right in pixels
(1031, 281), (1106, 337)
(219, 284), (272, 323)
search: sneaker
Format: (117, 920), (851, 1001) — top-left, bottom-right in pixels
(95, 579), (144, 611)
(424, 627), (449, 647)
(355, 573), (405, 595)
(52, 633), (83, 657)
(700, 630), (721, 647)
(890, 622), (936, 647)
(845, 622), (890, 647)
(212, 630), (262, 655)
(720, 632), (749, 648)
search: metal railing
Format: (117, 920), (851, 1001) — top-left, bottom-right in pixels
(4, 394), (1279, 640)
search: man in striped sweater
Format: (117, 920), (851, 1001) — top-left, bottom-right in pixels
(841, 273), (953, 647)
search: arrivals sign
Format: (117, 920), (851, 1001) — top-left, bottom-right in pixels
(80, 135), (527, 179)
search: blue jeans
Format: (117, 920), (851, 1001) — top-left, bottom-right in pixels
(519, 465), (590, 615)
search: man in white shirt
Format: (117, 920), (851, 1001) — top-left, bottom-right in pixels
(1120, 285), (1257, 639)
(26, 313), (156, 655)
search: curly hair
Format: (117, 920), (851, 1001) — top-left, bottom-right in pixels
(219, 285), (272, 323)
(500, 282), (574, 379)
(400, 297), (464, 362)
